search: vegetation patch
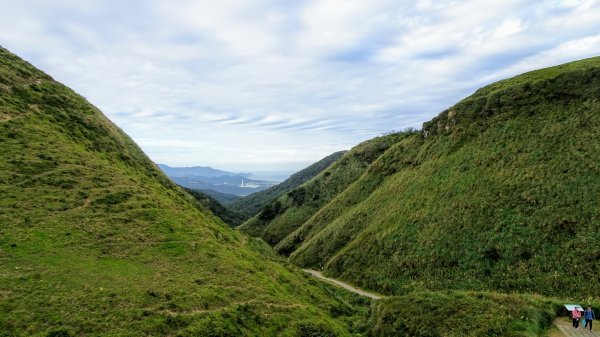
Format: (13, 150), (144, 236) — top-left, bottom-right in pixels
(368, 291), (560, 337)
(0, 46), (366, 336)
(247, 56), (600, 301)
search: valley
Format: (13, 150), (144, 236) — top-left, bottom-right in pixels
(2, 46), (600, 337)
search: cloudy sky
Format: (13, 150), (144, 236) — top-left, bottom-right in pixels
(1, 0), (599, 178)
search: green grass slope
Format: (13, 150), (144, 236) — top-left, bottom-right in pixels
(196, 188), (241, 205)
(185, 188), (245, 227)
(275, 130), (417, 258)
(369, 291), (560, 337)
(0, 47), (366, 337)
(229, 151), (346, 220)
(238, 133), (408, 247)
(262, 56), (600, 298)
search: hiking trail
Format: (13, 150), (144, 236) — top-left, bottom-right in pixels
(303, 269), (384, 300)
(554, 318), (600, 337)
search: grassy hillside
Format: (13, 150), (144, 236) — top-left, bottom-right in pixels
(185, 188), (245, 227)
(198, 188), (241, 205)
(274, 131), (417, 258)
(252, 56), (600, 299)
(0, 46), (367, 336)
(229, 151), (346, 220)
(238, 133), (410, 247)
(369, 291), (561, 337)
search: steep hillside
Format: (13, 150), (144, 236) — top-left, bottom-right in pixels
(238, 132), (411, 246)
(229, 151), (346, 220)
(196, 188), (241, 205)
(368, 291), (559, 337)
(253, 57), (600, 298)
(0, 47), (365, 336)
(185, 188), (245, 227)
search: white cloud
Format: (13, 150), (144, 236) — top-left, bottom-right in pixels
(493, 19), (525, 39)
(1, 0), (599, 173)
(295, 0), (399, 56)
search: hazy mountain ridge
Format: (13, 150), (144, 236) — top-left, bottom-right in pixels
(229, 151), (347, 221)
(159, 164), (278, 197)
(157, 164), (251, 178)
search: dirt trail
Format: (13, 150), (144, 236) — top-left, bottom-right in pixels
(303, 269), (384, 300)
(554, 318), (600, 337)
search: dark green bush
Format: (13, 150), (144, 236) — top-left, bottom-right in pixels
(46, 328), (72, 337)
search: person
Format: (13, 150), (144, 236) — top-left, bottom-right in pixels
(585, 306), (595, 331)
(573, 307), (582, 329)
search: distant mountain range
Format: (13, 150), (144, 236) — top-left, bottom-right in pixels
(157, 164), (279, 197)
(157, 164), (251, 178)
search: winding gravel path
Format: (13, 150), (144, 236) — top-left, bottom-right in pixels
(303, 269), (384, 300)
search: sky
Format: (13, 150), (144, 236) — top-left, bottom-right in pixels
(1, 0), (599, 178)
